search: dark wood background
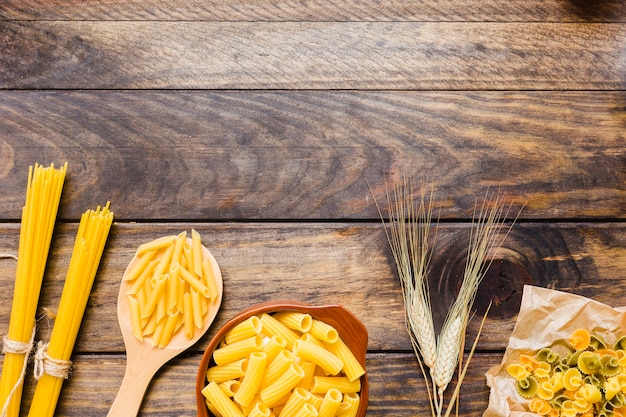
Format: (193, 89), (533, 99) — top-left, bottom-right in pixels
(0, 1), (625, 416)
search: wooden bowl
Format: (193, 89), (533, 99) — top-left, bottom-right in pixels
(196, 301), (369, 417)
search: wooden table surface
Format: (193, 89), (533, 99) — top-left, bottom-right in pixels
(1, 1), (625, 416)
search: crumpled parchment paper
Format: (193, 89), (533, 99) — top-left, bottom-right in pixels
(483, 285), (626, 417)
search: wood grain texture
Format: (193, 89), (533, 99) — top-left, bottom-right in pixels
(1, 91), (624, 220)
(2, 352), (499, 416)
(0, 222), (624, 354)
(1, 22), (625, 90)
(1, 0), (624, 22)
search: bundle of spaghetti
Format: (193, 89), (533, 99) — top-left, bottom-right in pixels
(26, 202), (113, 417)
(0, 162), (67, 417)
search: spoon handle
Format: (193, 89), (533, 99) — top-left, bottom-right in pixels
(106, 358), (156, 417)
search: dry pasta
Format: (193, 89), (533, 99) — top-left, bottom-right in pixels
(203, 311), (365, 417)
(27, 203), (114, 417)
(124, 230), (220, 347)
(0, 163), (67, 417)
(234, 352), (267, 407)
(203, 381), (245, 417)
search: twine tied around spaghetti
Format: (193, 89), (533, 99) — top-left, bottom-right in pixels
(33, 341), (72, 380)
(1, 327), (36, 417)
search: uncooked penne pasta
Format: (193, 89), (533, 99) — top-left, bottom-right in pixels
(124, 250), (156, 282)
(136, 235), (175, 256)
(179, 265), (211, 298)
(158, 310), (180, 348)
(127, 295), (143, 342)
(203, 257), (219, 302)
(191, 229), (204, 276)
(141, 273), (168, 319)
(191, 289), (203, 329)
(293, 340), (343, 376)
(202, 381), (244, 417)
(183, 292), (194, 339)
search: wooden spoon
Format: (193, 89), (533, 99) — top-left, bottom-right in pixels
(107, 240), (223, 417)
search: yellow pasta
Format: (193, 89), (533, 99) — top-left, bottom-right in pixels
(203, 257), (219, 302)
(260, 314), (299, 349)
(183, 292), (194, 339)
(219, 380), (241, 397)
(191, 289), (204, 329)
(273, 312), (313, 333)
(234, 352), (267, 407)
(191, 229), (204, 276)
(293, 340), (344, 376)
(296, 361), (317, 391)
(318, 388), (343, 417)
(128, 295), (143, 342)
(213, 336), (264, 366)
(27, 203), (113, 417)
(277, 387), (310, 417)
(324, 339), (366, 382)
(203, 381), (244, 417)
(179, 265), (211, 298)
(0, 163), (67, 417)
(260, 350), (295, 389)
(140, 274), (168, 319)
(124, 250), (156, 282)
(307, 393), (323, 410)
(207, 359), (249, 383)
(260, 363), (305, 407)
(292, 403), (318, 417)
(337, 393), (360, 417)
(158, 311), (180, 348)
(248, 403), (272, 417)
(309, 319), (339, 344)
(124, 230), (220, 347)
(311, 377), (360, 394)
(203, 311), (365, 417)
(262, 336), (287, 362)
(225, 316), (263, 345)
(136, 235), (175, 256)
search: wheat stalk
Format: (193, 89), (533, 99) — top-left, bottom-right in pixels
(373, 175), (520, 417)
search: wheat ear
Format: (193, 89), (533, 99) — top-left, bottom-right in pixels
(382, 177), (438, 369)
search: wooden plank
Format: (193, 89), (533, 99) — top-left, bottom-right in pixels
(4, 352), (504, 416)
(1, 0), (624, 22)
(0, 222), (624, 353)
(1, 91), (624, 220)
(1, 22), (624, 90)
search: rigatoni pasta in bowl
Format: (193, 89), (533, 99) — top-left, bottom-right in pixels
(196, 302), (368, 417)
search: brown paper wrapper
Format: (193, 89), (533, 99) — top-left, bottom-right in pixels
(483, 285), (626, 417)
